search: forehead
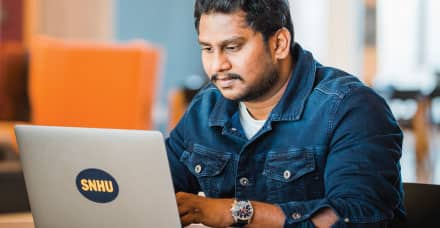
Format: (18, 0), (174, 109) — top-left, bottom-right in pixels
(198, 11), (255, 44)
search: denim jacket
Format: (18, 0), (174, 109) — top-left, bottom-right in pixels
(166, 43), (405, 227)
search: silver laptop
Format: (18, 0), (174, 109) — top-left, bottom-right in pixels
(15, 125), (181, 228)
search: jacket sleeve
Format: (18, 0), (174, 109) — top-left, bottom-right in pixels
(277, 87), (404, 227)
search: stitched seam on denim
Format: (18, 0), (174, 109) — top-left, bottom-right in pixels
(315, 87), (345, 99)
(193, 144), (232, 159)
(346, 214), (390, 223)
(327, 85), (365, 138)
(267, 145), (326, 153)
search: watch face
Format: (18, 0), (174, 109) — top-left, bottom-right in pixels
(233, 201), (254, 220)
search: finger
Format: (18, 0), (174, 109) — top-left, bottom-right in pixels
(176, 191), (191, 198)
(176, 191), (186, 199)
(178, 204), (192, 216)
(180, 212), (195, 226)
(191, 208), (202, 224)
(176, 192), (192, 205)
(175, 192), (184, 205)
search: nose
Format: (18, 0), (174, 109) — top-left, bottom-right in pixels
(210, 52), (231, 73)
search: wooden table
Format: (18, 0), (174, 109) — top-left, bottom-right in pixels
(0, 213), (34, 228)
(0, 212), (208, 228)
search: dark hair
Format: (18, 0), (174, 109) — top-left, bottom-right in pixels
(194, 0), (294, 47)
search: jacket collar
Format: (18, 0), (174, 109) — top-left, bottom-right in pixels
(208, 43), (317, 127)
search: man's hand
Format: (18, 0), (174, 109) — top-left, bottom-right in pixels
(176, 192), (234, 227)
(176, 191), (338, 228)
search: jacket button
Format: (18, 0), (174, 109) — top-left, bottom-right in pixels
(239, 177), (249, 186)
(194, 164), (202, 174)
(291, 212), (302, 220)
(344, 217), (350, 223)
(283, 170), (291, 180)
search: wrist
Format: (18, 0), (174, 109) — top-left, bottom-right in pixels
(249, 201), (285, 228)
(200, 197), (235, 227)
(230, 199), (254, 226)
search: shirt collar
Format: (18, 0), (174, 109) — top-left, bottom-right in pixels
(208, 43), (317, 127)
(269, 43), (317, 121)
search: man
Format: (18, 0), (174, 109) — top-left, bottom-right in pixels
(166, 0), (405, 227)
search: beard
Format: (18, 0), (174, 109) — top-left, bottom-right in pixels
(210, 66), (280, 102)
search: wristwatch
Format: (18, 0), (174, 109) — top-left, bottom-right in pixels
(230, 199), (254, 226)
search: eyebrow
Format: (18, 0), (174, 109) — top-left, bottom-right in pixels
(198, 36), (246, 46)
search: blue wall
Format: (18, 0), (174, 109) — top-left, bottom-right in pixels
(116, 0), (203, 129)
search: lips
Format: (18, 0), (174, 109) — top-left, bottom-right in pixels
(211, 74), (241, 88)
(216, 77), (237, 88)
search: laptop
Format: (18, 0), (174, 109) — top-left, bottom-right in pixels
(14, 125), (181, 228)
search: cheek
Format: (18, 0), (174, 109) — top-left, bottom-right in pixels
(201, 55), (211, 76)
(228, 54), (252, 74)
(235, 58), (265, 80)
(235, 48), (269, 76)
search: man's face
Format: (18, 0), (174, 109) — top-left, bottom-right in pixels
(198, 11), (279, 102)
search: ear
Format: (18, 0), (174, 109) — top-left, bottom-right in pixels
(270, 28), (291, 60)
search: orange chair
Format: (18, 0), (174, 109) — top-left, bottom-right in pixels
(29, 36), (162, 130)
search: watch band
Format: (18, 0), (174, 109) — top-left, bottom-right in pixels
(231, 220), (248, 227)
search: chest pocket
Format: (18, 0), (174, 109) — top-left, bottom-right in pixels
(180, 144), (232, 197)
(263, 148), (318, 202)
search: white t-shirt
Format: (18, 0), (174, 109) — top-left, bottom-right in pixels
(239, 102), (266, 139)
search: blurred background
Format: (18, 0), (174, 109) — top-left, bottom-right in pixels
(0, 0), (440, 215)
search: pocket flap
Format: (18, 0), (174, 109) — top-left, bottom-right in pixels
(180, 144), (232, 177)
(263, 149), (315, 182)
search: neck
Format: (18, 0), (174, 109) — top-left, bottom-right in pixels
(243, 55), (294, 120)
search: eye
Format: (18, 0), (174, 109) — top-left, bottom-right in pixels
(201, 46), (213, 53)
(225, 45), (239, 51)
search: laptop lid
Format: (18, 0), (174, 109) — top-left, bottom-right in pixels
(15, 125), (181, 228)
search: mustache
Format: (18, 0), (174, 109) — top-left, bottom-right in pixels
(210, 73), (243, 82)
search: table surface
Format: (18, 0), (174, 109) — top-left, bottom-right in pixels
(0, 212), (208, 228)
(0, 213), (34, 228)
